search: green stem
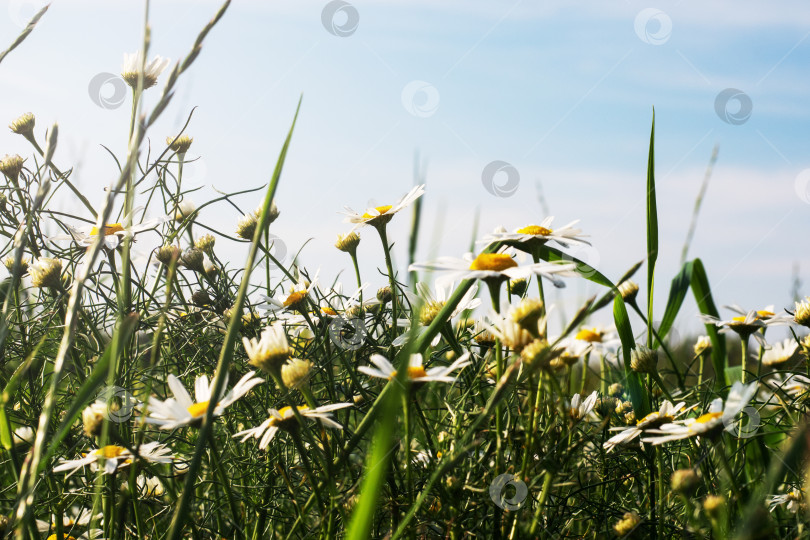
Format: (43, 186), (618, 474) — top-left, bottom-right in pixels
(377, 225), (398, 341)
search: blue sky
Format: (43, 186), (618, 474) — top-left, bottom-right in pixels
(1, 0), (808, 337)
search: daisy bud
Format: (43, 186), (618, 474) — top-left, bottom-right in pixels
(13, 426), (34, 446)
(608, 383), (624, 397)
(281, 358), (312, 389)
(4, 256), (28, 275)
(671, 469), (699, 496)
(236, 210), (259, 240)
(203, 263), (218, 280)
(794, 297), (810, 327)
(0, 192), (6, 211)
(510, 297), (545, 337)
(194, 233), (216, 253)
(617, 280), (639, 302)
(180, 248), (205, 273)
(376, 286), (393, 304)
(29, 257), (62, 289)
(703, 495), (726, 519)
(623, 411), (636, 425)
(0, 154), (24, 181)
(521, 339), (552, 371)
(155, 245), (181, 265)
(694, 336), (712, 356)
(191, 290), (211, 307)
(266, 202), (280, 224)
(353, 394), (365, 405)
(595, 397), (617, 417)
(82, 402), (107, 438)
(242, 325), (291, 376)
(445, 351), (456, 362)
(630, 345), (658, 374)
(0, 515), (7, 537)
(472, 321), (496, 348)
(335, 232), (360, 254)
(616, 400), (633, 415)
(508, 277), (528, 297)
(612, 511), (641, 537)
(9, 112), (34, 136)
(174, 200), (196, 222)
(166, 134), (193, 154)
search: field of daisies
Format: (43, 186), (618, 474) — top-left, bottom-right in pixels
(2, 3), (810, 540)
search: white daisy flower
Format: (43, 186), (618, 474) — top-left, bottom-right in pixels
(50, 213), (167, 251)
(761, 338), (800, 367)
(769, 489), (803, 513)
(573, 326), (620, 355)
(570, 391), (598, 420)
(13, 425), (34, 445)
(342, 184), (425, 231)
(480, 218), (590, 248)
(242, 324), (290, 374)
(766, 373), (810, 400)
(36, 508), (99, 535)
(260, 270), (320, 313)
(52, 441), (173, 477)
(123, 474), (165, 499)
(121, 52), (170, 89)
(359, 352), (471, 384)
(700, 305), (793, 345)
(234, 402), (353, 449)
(643, 381), (758, 445)
(409, 252), (575, 287)
(145, 371), (264, 430)
(603, 401), (689, 452)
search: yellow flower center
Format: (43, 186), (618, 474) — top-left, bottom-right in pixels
(637, 412), (659, 425)
(390, 366), (429, 380)
(362, 205), (393, 219)
(517, 225), (553, 236)
(757, 310), (774, 318)
(90, 223), (125, 236)
(469, 253), (518, 272)
(283, 291), (308, 307)
(321, 306), (338, 316)
(575, 328), (603, 343)
(95, 445), (127, 459)
(47, 535), (77, 540)
(695, 411), (723, 424)
(187, 401), (211, 418)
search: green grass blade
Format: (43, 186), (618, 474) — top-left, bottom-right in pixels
(613, 295), (649, 416)
(646, 110), (658, 348)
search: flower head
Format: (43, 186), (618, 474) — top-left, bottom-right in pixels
(145, 372), (263, 429)
(166, 134), (193, 154)
(359, 352), (471, 384)
(410, 251), (575, 287)
(0, 154), (24, 180)
(121, 52), (170, 89)
(53, 441), (172, 476)
(234, 402), (352, 449)
(761, 338), (799, 367)
(29, 257), (62, 288)
(9, 112), (35, 136)
(603, 400), (688, 452)
(342, 184), (425, 230)
(480, 217), (590, 249)
(242, 324), (291, 375)
(569, 391), (598, 420)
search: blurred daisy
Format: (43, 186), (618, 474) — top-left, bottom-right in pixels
(36, 507), (97, 534)
(603, 401), (689, 452)
(769, 489), (803, 513)
(234, 402), (352, 449)
(573, 326), (620, 355)
(261, 270), (320, 313)
(123, 474), (164, 499)
(485, 313), (536, 352)
(121, 52), (170, 89)
(242, 324), (290, 375)
(409, 252), (575, 287)
(342, 184), (425, 231)
(643, 381), (758, 445)
(767, 373), (810, 400)
(13, 425), (34, 445)
(569, 391), (598, 420)
(761, 338), (799, 367)
(359, 352), (471, 384)
(700, 305), (793, 345)
(145, 372), (264, 429)
(481, 218), (590, 248)
(53, 441), (172, 476)
(51, 215), (166, 251)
